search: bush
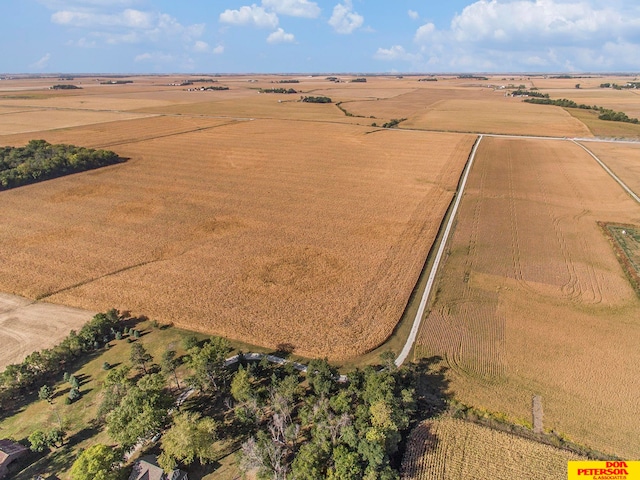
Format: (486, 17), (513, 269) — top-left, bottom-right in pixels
(68, 387), (81, 402)
(102, 362), (111, 371)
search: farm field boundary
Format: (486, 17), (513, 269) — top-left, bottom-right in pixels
(395, 135), (483, 367)
(401, 417), (586, 480)
(572, 140), (640, 203)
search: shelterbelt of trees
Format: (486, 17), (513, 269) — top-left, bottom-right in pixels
(1, 311), (421, 479)
(524, 98), (639, 124)
(0, 139), (122, 190)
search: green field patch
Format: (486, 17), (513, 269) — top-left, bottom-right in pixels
(600, 222), (640, 296)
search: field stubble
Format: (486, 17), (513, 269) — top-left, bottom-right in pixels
(401, 417), (585, 480)
(416, 137), (640, 457)
(0, 119), (474, 360)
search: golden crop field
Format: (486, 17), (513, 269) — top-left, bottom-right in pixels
(2, 75), (640, 462)
(401, 417), (585, 480)
(577, 142), (640, 194)
(415, 137), (640, 457)
(404, 98), (593, 137)
(0, 109), (153, 135)
(0, 115), (235, 149)
(0, 105), (475, 359)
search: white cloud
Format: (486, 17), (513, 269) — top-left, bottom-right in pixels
(267, 27), (295, 44)
(52, 8), (153, 28)
(374, 45), (421, 62)
(66, 37), (97, 47)
(408, 10), (419, 20)
(414, 22), (435, 43)
(193, 40), (209, 53)
(134, 51), (174, 63)
(30, 53), (52, 70)
(406, 0), (640, 72)
(213, 45), (225, 55)
(328, 0), (363, 34)
(262, 0), (320, 18)
(51, 7), (204, 44)
(449, 0), (640, 46)
(220, 4), (279, 29)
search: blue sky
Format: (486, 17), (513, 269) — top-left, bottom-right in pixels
(2, 0), (640, 73)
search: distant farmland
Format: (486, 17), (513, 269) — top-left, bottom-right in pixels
(0, 112), (474, 360)
(1, 74), (640, 461)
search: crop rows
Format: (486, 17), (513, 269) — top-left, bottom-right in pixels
(415, 137), (640, 457)
(0, 118), (474, 359)
(401, 418), (584, 480)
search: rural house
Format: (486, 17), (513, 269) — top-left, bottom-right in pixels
(0, 439), (29, 478)
(128, 455), (188, 480)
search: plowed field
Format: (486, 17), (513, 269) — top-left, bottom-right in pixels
(415, 137), (640, 457)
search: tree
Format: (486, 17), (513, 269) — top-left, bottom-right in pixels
(290, 442), (328, 479)
(69, 374), (80, 389)
(306, 359), (336, 398)
(70, 444), (121, 480)
(161, 350), (180, 389)
(68, 387), (81, 402)
(106, 376), (171, 449)
(230, 366), (253, 403)
(159, 411), (218, 470)
(28, 429), (49, 452)
(130, 342), (152, 374)
(38, 384), (53, 403)
(28, 427), (65, 452)
(328, 445), (362, 480)
(46, 427), (65, 448)
(185, 337), (231, 393)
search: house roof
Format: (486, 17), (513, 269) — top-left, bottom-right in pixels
(0, 439), (29, 463)
(128, 455), (187, 480)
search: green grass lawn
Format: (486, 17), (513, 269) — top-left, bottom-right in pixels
(1, 320), (240, 480)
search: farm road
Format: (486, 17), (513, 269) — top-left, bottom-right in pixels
(395, 135), (484, 367)
(392, 131), (640, 368)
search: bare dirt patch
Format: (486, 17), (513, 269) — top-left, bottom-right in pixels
(0, 293), (93, 371)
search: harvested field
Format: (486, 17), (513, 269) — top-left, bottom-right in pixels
(566, 108), (640, 139)
(578, 142), (640, 192)
(402, 99), (593, 137)
(542, 88), (640, 120)
(340, 87), (488, 122)
(415, 137), (640, 457)
(0, 293), (93, 370)
(0, 115), (235, 149)
(401, 417), (585, 480)
(134, 93), (366, 124)
(0, 118), (474, 360)
(0, 109), (153, 135)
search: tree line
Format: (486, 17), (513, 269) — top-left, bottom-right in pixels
(0, 139), (122, 190)
(261, 88), (298, 94)
(301, 96), (332, 103)
(70, 337), (418, 480)
(524, 98), (639, 124)
(4, 309), (421, 479)
(0, 309), (124, 413)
